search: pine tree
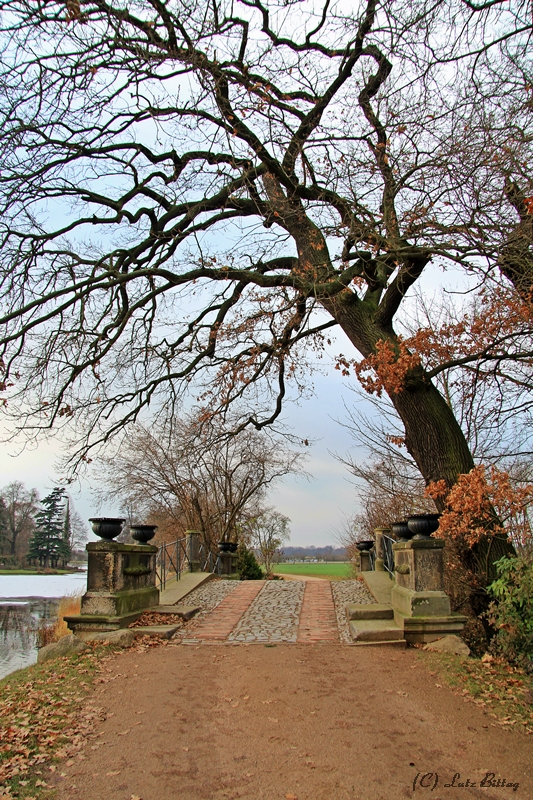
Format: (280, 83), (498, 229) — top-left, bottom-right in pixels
(236, 543), (263, 580)
(29, 488), (71, 568)
(0, 497), (8, 558)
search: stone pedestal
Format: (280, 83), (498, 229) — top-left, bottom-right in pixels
(186, 530), (201, 573)
(390, 538), (466, 643)
(353, 549), (373, 572)
(218, 551), (239, 577)
(65, 540), (160, 634)
(373, 527), (391, 572)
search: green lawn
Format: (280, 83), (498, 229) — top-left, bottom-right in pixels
(273, 562), (353, 579)
(0, 569), (77, 575)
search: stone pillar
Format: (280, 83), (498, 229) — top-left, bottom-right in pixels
(373, 527), (390, 572)
(359, 551), (372, 571)
(218, 551), (239, 577)
(64, 540), (160, 634)
(186, 530), (202, 573)
(390, 538), (466, 643)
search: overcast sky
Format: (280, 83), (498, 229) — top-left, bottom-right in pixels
(0, 350), (369, 547)
(0, 262), (472, 547)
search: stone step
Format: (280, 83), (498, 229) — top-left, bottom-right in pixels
(132, 625), (182, 639)
(348, 638), (407, 648)
(154, 605), (201, 620)
(349, 618), (404, 643)
(346, 603), (393, 621)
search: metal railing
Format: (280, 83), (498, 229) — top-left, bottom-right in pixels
(199, 541), (221, 576)
(381, 533), (395, 579)
(156, 536), (221, 590)
(156, 537), (188, 590)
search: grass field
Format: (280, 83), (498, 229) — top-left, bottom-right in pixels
(0, 569), (77, 575)
(273, 562), (353, 579)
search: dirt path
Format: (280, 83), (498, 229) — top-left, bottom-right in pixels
(55, 642), (532, 800)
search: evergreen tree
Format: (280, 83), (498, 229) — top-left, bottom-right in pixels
(0, 497), (8, 558)
(29, 488), (71, 568)
(235, 543), (263, 581)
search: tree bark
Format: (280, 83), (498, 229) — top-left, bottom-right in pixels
(324, 295), (516, 602)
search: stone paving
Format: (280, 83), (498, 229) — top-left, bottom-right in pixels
(228, 580), (304, 643)
(182, 581), (262, 643)
(179, 578), (239, 619)
(331, 579), (375, 643)
(297, 580), (339, 642)
(175, 576), (375, 645)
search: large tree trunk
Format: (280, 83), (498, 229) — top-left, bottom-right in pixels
(266, 182), (514, 607)
(325, 297), (515, 605)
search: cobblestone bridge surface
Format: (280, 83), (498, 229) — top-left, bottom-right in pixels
(180, 578), (373, 645)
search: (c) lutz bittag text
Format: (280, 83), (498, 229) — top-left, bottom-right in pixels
(413, 772), (519, 792)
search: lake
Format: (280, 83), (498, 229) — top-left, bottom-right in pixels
(0, 572), (88, 681)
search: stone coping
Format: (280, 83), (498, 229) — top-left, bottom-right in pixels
(159, 571), (215, 605)
(392, 538), (445, 550)
(86, 540), (158, 552)
(362, 571), (395, 605)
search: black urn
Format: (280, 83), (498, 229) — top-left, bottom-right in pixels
(89, 517), (125, 540)
(355, 540), (375, 552)
(406, 514), (440, 540)
(391, 521), (414, 542)
(130, 524), (158, 544)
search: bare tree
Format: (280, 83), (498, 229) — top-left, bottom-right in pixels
(241, 507), (291, 575)
(0, 0), (531, 590)
(96, 413), (304, 550)
(0, 482), (39, 563)
(67, 502), (89, 554)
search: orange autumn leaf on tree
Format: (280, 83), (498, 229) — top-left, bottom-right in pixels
(346, 285), (533, 399)
(524, 196), (533, 215)
(336, 338), (421, 396)
(426, 466), (533, 548)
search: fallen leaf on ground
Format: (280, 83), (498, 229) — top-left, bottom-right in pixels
(106, 770), (121, 776)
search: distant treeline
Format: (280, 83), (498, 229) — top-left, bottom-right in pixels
(279, 546), (347, 561)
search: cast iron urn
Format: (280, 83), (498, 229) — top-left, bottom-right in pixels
(130, 524), (158, 544)
(391, 521), (414, 542)
(89, 517), (125, 540)
(406, 514), (440, 540)
(355, 540), (374, 552)
(218, 541), (238, 553)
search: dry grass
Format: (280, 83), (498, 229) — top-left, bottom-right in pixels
(36, 593), (82, 647)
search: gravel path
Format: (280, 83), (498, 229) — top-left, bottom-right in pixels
(228, 580), (305, 643)
(331, 579), (375, 643)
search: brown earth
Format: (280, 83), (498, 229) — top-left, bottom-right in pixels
(53, 642), (532, 800)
